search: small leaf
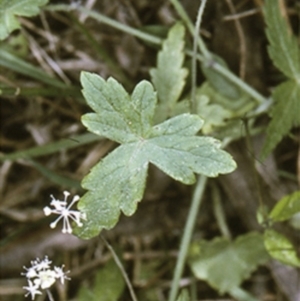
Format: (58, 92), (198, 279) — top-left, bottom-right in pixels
(264, 229), (300, 267)
(196, 95), (231, 134)
(176, 289), (190, 301)
(269, 190), (300, 222)
(261, 80), (300, 158)
(196, 82), (254, 114)
(189, 232), (269, 293)
(201, 55), (241, 100)
(150, 22), (188, 123)
(78, 72), (236, 239)
(264, 0), (300, 80)
(77, 258), (125, 301)
(0, 0), (49, 40)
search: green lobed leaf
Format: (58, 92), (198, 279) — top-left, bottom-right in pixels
(75, 143), (148, 238)
(0, 0), (49, 40)
(77, 72), (236, 239)
(269, 190), (300, 222)
(264, 229), (300, 267)
(77, 258), (125, 301)
(263, 0), (300, 80)
(150, 22), (188, 123)
(189, 232), (269, 294)
(261, 80), (300, 159)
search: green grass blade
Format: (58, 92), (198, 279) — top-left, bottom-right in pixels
(0, 133), (101, 161)
(31, 160), (82, 189)
(0, 48), (68, 88)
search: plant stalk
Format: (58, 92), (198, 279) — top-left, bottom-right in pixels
(212, 183), (231, 239)
(169, 0), (211, 59)
(46, 289), (55, 301)
(168, 175), (207, 301)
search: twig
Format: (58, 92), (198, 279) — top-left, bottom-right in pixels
(191, 0), (209, 114)
(169, 0), (211, 59)
(223, 8), (260, 21)
(224, 0), (247, 80)
(100, 234), (138, 301)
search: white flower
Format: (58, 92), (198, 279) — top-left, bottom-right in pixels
(43, 191), (86, 233)
(54, 265), (70, 285)
(22, 256), (70, 300)
(33, 256), (52, 271)
(22, 265), (38, 279)
(23, 280), (42, 300)
(38, 269), (57, 289)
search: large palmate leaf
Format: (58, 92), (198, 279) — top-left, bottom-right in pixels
(150, 22), (188, 123)
(0, 0), (48, 40)
(261, 0), (300, 158)
(189, 232), (269, 294)
(76, 72), (236, 239)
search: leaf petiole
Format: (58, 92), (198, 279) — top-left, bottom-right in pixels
(168, 175), (207, 301)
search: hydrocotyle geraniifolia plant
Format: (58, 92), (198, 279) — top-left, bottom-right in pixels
(74, 32), (237, 239)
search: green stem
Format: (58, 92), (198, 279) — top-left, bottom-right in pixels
(243, 118), (266, 220)
(186, 49), (266, 104)
(168, 175), (207, 301)
(0, 86), (81, 97)
(0, 133), (101, 162)
(100, 235), (138, 301)
(212, 62), (265, 103)
(191, 0), (209, 113)
(169, 0), (211, 59)
(212, 183), (231, 239)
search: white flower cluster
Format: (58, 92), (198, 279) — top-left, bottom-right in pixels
(43, 191), (86, 233)
(22, 256), (70, 300)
